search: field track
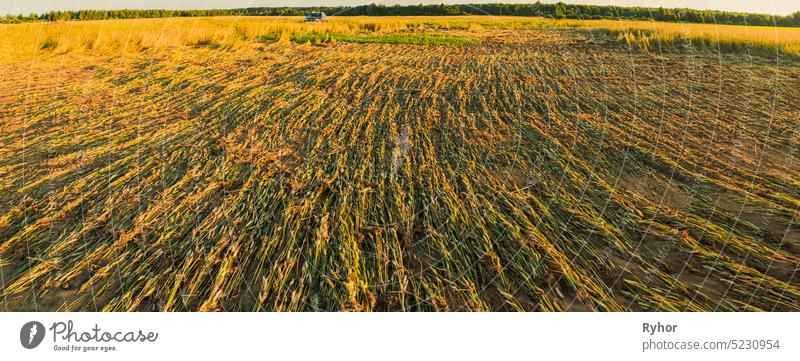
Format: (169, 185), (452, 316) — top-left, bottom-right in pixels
(0, 17), (799, 311)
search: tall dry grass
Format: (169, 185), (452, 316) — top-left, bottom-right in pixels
(575, 19), (800, 59)
(2, 16), (799, 60)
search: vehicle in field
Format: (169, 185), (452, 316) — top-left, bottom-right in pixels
(304, 12), (327, 22)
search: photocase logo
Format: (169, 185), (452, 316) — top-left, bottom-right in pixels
(20, 321), (46, 349)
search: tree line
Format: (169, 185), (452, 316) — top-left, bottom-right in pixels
(3, 2), (800, 28)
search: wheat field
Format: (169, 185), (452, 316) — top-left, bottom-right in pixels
(3, 16), (800, 59)
(0, 16), (798, 311)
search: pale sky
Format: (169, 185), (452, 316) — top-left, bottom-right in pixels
(3, 1), (799, 17)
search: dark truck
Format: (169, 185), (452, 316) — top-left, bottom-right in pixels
(304, 12), (327, 22)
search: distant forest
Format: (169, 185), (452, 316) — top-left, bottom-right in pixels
(3, 2), (800, 27)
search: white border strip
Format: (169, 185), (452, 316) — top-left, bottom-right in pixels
(0, 312), (797, 360)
